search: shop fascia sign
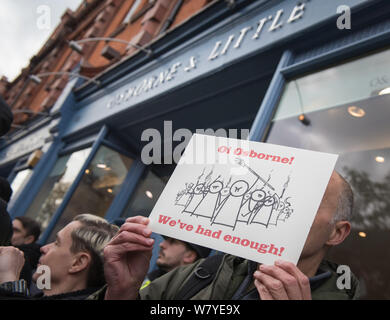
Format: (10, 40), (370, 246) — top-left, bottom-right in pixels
(106, 2), (306, 110)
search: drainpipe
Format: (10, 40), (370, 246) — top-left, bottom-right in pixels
(159, 0), (184, 35)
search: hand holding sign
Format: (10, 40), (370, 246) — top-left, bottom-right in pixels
(253, 260), (311, 300)
(104, 216), (154, 300)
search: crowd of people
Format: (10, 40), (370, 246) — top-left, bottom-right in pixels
(0, 95), (359, 300)
(0, 171), (360, 300)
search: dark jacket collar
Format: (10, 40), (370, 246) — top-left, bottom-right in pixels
(147, 268), (167, 282)
(33, 287), (101, 300)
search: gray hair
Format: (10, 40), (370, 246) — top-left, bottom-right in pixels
(331, 173), (354, 223)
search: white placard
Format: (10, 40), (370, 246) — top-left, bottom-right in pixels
(148, 134), (338, 265)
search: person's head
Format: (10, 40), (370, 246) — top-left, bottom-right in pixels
(0, 177), (12, 203)
(156, 237), (211, 272)
(11, 216), (41, 246)
(33, 214), (119, 296)
(0, 199), (12, 246)
(0, 94), (13, 136)
(301, 171), (353, 262)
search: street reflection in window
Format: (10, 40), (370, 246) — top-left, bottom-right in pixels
(10, 168), (33, 202)
(122, 164), (176, 218)
(46, 145), (133, 242)
(25, 148), (92, 231)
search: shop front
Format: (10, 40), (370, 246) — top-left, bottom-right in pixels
(0, 116), (57, 208)
(2, 0), (390, 298)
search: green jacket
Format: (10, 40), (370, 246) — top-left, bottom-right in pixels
(88, 254), (359, 300)
(139, 254), (360, 300)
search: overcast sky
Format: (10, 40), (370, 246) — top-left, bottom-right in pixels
(0, 0), (83, 82)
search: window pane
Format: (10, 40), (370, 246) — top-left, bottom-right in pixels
(10, 168), (33, 202)
(46, 145), (134, 242)
(274, 49), (390, 121)
(122, 164), (176, 218)
(266, 49), (390, 299)
(25, 148), (92, 231)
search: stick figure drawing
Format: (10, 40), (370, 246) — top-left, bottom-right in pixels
(174, 161), (294, 231)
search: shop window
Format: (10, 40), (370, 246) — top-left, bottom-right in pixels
(274, 49), (390, 122)
(10, 168), (33, 201)
(9, 149), (43, 204)
(122, 164), (176, 218)
(266, 48), (390, 299)
(46, 145), (134, 242)
(24, 148), (92, 231)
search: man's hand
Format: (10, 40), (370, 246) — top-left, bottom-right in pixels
(103, 216), (154, 300)
(0, 246), (25, 284)
(253, 260), (311, 300)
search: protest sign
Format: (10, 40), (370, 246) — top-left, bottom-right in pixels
(148, 134), (338, 265)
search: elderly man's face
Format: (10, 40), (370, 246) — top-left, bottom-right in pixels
(300, 172), (342, 259)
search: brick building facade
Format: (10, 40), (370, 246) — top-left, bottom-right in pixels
(1, 0), (214, 127)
